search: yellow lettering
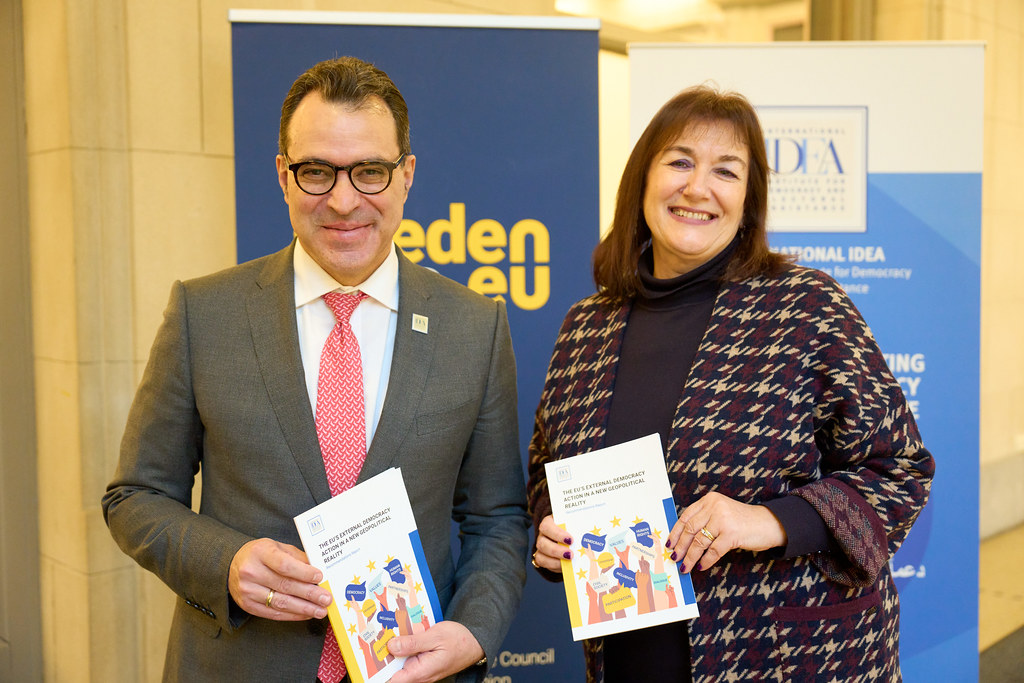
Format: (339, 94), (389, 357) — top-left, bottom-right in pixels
(467, 266), (508, 299)
(467, 219), (507, 264)
(395, 219), (425, 263)
(510, 266), (549, 311)
(509, 219), (550, 263)
(406, 204), (552, 311)
(427, 203), (466, 264)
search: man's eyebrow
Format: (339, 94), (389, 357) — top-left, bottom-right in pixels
(290, 156), (393, 166)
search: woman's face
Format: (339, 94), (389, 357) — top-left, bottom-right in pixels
(642, 120), (749, 279)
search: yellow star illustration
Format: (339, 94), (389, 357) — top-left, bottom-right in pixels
(663, 548), (674, 561)
(366, 560), (377, 571)
(610, 516), (622, 528)
(414, 582), (423, 593)
(348, 623), (357, 634)
(576, 568), (587, 580)
(589, 526), (602, 536)
(632, 516), (644, 525)
(344, 601), (355, 611)
(351, 575), (362, 584)
(385, 554), (395, 564)
(652, 528), (662, 540)
(404, 563), (413, 573)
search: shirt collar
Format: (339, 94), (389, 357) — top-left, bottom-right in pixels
(293, 239), (399, 312)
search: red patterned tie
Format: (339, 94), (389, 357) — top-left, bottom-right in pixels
(316, 290), (368, 682)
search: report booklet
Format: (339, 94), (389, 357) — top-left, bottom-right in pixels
(544, 433), (700, 641)
(294, 467), (442, 683)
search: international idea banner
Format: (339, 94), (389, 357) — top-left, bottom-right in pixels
(629, 43), (982, 680)
(230, 11), (598, 681)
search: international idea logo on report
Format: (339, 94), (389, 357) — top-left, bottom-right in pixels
(759, 106), (868, 233)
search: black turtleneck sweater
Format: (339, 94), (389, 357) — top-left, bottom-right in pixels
(604, 242), (734, 450)
(601, 239), (829, 682)
(601, 244), (730, 683)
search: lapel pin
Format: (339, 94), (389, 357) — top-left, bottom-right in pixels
(412, 314), (429, 334)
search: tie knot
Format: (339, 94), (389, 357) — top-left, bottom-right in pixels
(323, 291), (367, 323)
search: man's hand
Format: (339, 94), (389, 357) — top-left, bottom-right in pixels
(386, 620), (484, 683)
(228, 538), (333, 621)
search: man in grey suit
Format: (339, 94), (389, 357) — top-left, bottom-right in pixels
(102, 56), (528, 682)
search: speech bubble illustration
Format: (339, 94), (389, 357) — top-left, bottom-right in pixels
(361, 599), (377, 618)
(385, 558), (405, 582)
(377, 609), (398, 628)
(630, 521), (653, 547)
(580, 532), (606, 551)
(602, 586), (636, 613)
(630, 541), (656, 562)
(597, 551), (615, 570)
(345, 583), (367, 602)
(607, 531), (629, 550)
(652, 572), (669, 591)
(613, 566), (637, 588)
(366, 570), (386, 595)
(387, 580), (411, 598)
(372, 629), (395, 660)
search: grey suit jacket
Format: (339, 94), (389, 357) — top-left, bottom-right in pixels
(102, 244), (529, 682)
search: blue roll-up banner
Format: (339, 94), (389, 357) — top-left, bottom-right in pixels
(230, 11), (597, 681)
(630, 43), (983, 681)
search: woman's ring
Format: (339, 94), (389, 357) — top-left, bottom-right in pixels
(531, 552), (541, 569)
(699, 527), (716, 542)
(265, 589), (275, 608)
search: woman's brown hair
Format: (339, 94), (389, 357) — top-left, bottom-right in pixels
(593, 85), (791, 300)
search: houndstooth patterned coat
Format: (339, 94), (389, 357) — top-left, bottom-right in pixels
(527, 264), (934, 683)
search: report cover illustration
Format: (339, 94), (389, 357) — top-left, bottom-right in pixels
(544, 434), (699, 641)
(294, 467), (442, 683)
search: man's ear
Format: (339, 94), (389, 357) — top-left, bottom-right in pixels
(276, 154), (289, 197)
(401, 154), (416, 196)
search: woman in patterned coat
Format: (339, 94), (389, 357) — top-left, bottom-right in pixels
(527, 85), (934, 682)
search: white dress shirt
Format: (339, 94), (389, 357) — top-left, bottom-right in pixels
(293, 240), (399, 448)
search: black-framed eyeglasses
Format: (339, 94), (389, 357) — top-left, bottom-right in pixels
(286, 153), (407, 196)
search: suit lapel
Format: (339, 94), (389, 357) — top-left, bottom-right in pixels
(360, 253), (436, 480)
(247, 244), (332, 503)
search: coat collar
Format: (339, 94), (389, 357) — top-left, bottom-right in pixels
(247, 243), (332, 503)
(359, 250), (438, 481)
(246, 245), (443, 499)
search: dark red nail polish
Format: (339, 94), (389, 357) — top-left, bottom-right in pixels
(563, 551), (572, 559)
(670, 551), (677, 561)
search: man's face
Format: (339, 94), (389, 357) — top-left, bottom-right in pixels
(277, 93), (415, 286)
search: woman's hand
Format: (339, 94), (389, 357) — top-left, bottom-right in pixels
(666, 492), (786, 573)
(532, 515), (573, 572)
